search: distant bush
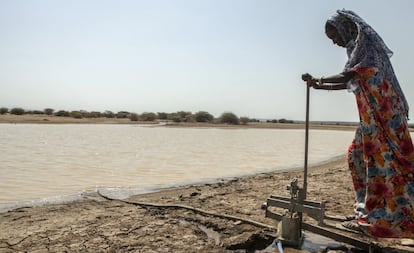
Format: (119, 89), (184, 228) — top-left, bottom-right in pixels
(0, 107), (8, 114)
(140, 112), (157, 121)
(32, 110), (44, 115)
(85, 111), (101, 118)
(240, 117), (250, 125)
(279, 118), (294, 124)
(44, 108), (54, 115)
(169, 111), (191, 122)
(184, 114), (196, 122)
(103, 110), (115, 118)
(195, 111), (214, 122)
(10, 108), (25, 115)
(157, 112), (168, 120)
(55, 110), (70, 117)
(167, 111), (193, 123)
(130, 113), (139, 121)
(116, 111), (130, 118)
(70, 111), (82, 119)
(219, 112), (239, 125)
(79, 110), (89, 118)
(168, 113), (182, 123)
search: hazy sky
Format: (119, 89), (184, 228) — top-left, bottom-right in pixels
(1, 1), (413, 122)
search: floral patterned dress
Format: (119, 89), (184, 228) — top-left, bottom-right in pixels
(348, 67), (414, 238)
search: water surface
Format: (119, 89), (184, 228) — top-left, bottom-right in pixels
(0, 124), (355, 210)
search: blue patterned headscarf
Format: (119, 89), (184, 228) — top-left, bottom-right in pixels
(327, 9), (409, 117)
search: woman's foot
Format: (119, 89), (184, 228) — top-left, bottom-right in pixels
(341, 220), (363, 232)
(345, 214), (356, 221)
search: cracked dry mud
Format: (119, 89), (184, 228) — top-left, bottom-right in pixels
(1, 156), (414, 253)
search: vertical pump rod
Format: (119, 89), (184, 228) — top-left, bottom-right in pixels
(303, 83), (310, 200)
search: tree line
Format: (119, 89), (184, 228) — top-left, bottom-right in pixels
(0, 107), (294, 125)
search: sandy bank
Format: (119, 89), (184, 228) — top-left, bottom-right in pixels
(0, 114), (359, 131)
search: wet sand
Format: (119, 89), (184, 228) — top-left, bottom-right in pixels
(1, 155), (414, 252)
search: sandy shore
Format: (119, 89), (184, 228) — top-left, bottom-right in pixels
(0, 114), (154, 125)
(1, 155), (413, 253)
(0, 114), (360, 131)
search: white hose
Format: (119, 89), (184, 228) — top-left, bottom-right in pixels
(276, 240), (284, 253)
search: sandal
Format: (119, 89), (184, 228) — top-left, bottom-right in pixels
(341, 220), (363, 233)
(345, 214), (356, 221)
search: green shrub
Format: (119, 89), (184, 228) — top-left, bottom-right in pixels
(240, 117), (250, 125)
(195, 111), (214, 122)
(32, 110), (44, 115)
(167, 112), (191, 123)
(116, 111), (130, 118)
(168, 113), (182, 123)
(157, 112), (168, 120)
(10, 108), (25, 115)
(103, 110), (115, 118)
(70, 111), (82, 119)
(55, 110), (70, 117)
(279, 118), (294, 124)
(130, 113), (139, 121)
(0, 107), (9, 114)
(140, 112), (157, 121)
(219, 112), (239, 125)
(44, 108), (54, 115)
(85, 111), (101, 118)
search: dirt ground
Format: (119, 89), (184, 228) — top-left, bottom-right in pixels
(1, 155), (414, 253)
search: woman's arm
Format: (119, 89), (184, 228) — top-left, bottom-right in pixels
(314, 82), (347, 90)
(302, 71), (356, 90)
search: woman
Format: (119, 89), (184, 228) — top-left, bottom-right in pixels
(302, 9), (414, 238)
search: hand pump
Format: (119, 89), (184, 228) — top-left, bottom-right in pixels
(264, 79), (373, 251)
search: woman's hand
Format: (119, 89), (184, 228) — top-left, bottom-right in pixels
(301, 73), (319, 88)
(301, 73), (314, 82)
(302, 72), (352, 91)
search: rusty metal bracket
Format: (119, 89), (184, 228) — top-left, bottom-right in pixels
(266, 195), (325, 225)
(265, 194), (372, 251)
